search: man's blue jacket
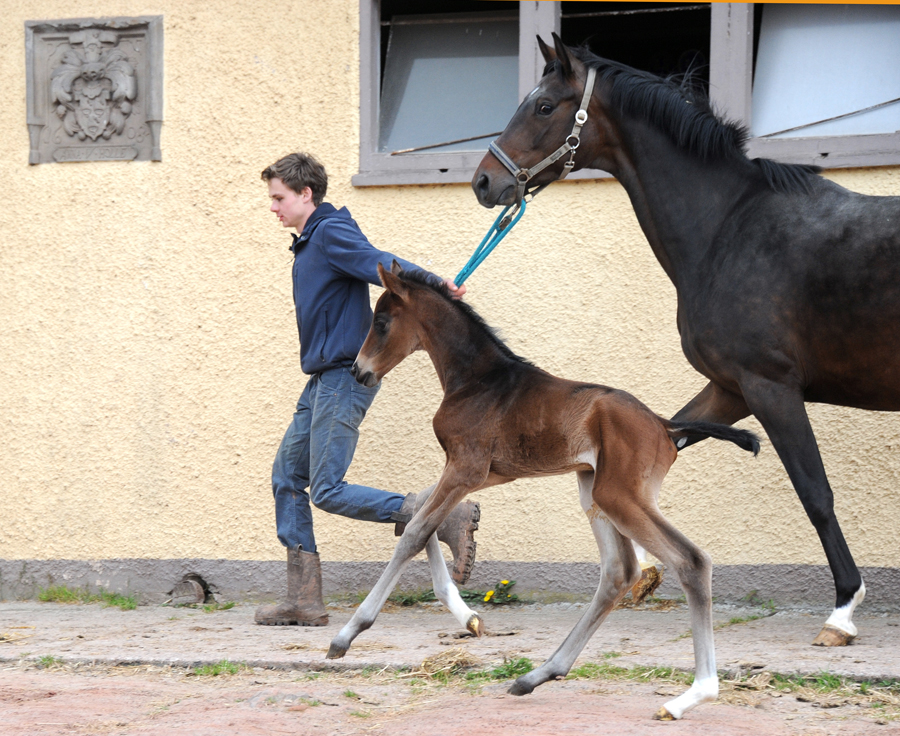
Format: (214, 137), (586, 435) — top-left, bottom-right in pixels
(289, 203), (430, 375)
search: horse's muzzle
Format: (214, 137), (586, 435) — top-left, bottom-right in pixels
(472, 168), (515, 208)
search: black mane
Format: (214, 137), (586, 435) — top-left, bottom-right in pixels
(397, 269), (531, 365)
(548, 49), (820, 195)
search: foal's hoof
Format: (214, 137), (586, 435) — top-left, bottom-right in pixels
(326, 642), (348, 659)
(466, 613), (485, 638)
(653, 706), (675, 721)
(812, 624), (856, 647)
(508, 678), (535, 697)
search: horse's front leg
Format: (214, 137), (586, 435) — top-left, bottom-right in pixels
(326, 467), (485, 659)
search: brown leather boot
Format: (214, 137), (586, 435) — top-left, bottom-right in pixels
(254, 547), (328, 626)
(394, 493), (480, 585)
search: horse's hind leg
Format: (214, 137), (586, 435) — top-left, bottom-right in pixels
(509, 470), (641, 696)
(741, 379), (865, 646)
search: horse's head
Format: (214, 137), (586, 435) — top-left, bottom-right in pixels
(473, 34), (611, 208)
(351, 261), (423, 388)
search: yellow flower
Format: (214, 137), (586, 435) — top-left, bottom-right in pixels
(484, 590), (494, 602)
(500, 580), (509, 585)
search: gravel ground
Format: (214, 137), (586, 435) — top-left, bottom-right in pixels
(1, 597), (899, 735)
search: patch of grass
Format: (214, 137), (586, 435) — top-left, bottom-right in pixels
(466, 657), (534, 683)
(37, 655), (62, 669)
(388, 588), (437, 606)
(38, 585), (137, 611)
(567, 662), (694, 686)
(343, 689), (358, 699)
(349, 710), (372, 718)
(192, 660), (246, 677)
(202, 601), (236, 613)
(299, 697), (322, 707)
(38, 586), (81, 604)
(674, 611), (775, 641)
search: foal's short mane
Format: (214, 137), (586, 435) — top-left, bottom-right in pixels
(397, 270), (531, 365)
(549, 49), (820, 195)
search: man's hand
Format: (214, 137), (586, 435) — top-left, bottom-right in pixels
(444, 279), (467, 300)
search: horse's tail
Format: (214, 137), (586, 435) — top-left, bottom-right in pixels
(666, 420), (760, 456)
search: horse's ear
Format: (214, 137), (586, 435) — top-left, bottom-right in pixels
(552, 32), (573, 78)
(390, 259), (403, 276)
(537, 35), (554, 64)
(378, 262), (409, 299)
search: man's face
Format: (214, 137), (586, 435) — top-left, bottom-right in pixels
(268, 178), (315, 231)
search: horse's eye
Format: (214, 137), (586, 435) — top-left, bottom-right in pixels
(374, 317), (389, 336)
(538, 103), (553, 116)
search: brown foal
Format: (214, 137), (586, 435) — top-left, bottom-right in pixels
(327, 262), (759, 720)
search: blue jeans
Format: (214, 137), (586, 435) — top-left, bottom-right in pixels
(272, 365), (407, 553)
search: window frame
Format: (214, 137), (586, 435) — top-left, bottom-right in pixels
(354, 0), (558, 186)
(713, 3), (900, 168)
(354, 2), (900, 188)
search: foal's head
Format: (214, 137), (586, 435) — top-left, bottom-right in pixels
(351, 261), (429, 388)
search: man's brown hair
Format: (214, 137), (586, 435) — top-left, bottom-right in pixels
(261, 152), (328, 206)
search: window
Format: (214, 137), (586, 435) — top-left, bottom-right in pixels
(378, 11), (518, 156)
(719, 4), (900, 168)
(751, 4), (900, 141)
(355, 2), (900, 187)
(355, 0), (557, 185)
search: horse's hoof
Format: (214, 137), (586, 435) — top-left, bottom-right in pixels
(812, 624), (856, 647)
(508, 679), (534, 697)
(466, 613), (484, 638)
(631, 565), (663, 603)
(325, 642), (348, 659)
(653, 706), (675, 721)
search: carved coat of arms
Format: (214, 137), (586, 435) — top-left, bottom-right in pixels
(50, 29), (137, 141)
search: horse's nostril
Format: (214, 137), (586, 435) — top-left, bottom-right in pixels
(350, 363), (359, 377)
(475, 173), (490, 197)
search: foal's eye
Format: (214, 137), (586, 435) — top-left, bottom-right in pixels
(538, 103), (554, 116)
(373, 317), (389, 336)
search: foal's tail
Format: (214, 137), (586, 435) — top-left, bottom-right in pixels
(666, 420), (760, 456)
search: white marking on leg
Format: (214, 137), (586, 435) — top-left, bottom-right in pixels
(662, 676), (719, 720)
(425, 532), (477, 629)
(825, 582), (866, 637)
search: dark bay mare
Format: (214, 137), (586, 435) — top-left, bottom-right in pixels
(472, 34), (900, 647)
(328, 262), (759, 720)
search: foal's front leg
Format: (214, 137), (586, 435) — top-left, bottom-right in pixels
(425, 532), (483, 636)
(326, 470), (484, 659)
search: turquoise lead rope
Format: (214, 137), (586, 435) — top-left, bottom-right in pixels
(455, 199), (527, 286)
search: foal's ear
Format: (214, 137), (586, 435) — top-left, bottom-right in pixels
(390, 259), (403, 276)
(551, 32), (573, 78)
(377, 261), (409, 299)
(537, 35), (554, 64)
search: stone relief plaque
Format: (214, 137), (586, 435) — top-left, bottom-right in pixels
(25, 17), (163, 164)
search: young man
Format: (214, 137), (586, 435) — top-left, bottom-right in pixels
(255, 153), (480, 626)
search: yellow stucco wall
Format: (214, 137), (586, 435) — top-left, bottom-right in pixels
(2, 1), (900, 572)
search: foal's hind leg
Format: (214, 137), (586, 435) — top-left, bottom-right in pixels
(614, 505), (718, 720)
(509, 471), (641, 696)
